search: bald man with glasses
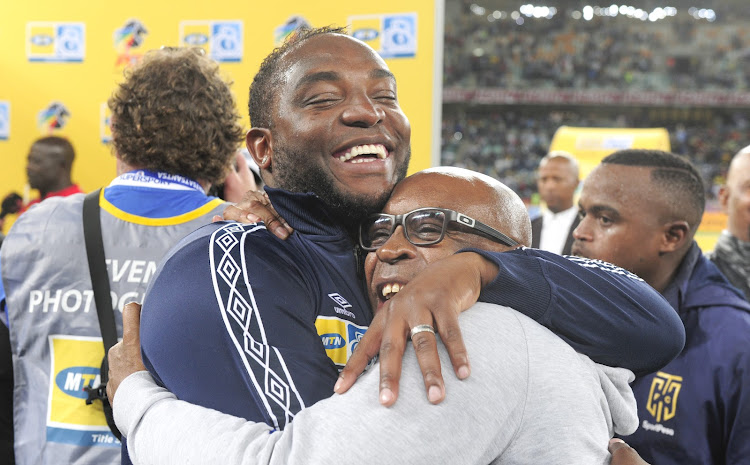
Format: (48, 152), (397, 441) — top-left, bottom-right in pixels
(108, 167), (660, 464)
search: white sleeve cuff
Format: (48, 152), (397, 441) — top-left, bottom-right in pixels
(113, 371), (175, 438)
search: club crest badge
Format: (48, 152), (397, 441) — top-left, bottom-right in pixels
(646, 371), (682, 423)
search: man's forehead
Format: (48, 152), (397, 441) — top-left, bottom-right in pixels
(283, 35), (388, 82)
(584, 164), (654, 206)
(385, 174), (473, 213)
(729, 152), (750, 181)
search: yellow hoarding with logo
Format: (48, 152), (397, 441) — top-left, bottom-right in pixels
(549, 126), (723, 251)
(0, 1), (443, 233)
(549, 126), (671, 180)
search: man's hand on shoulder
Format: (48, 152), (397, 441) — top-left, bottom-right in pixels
(216, 190), (294, 240)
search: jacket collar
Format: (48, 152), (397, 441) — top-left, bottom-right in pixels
(663, 241), (750, 314)
(265, 187), (351, 240)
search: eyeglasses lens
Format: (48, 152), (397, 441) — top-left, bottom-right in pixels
(364, 216), (395, 249)
(406, 210), (446, 245)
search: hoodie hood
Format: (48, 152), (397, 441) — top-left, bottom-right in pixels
(593, 363), (639, 436)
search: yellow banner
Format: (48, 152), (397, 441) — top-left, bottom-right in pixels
(1, 1), (441, 233)
(549, 126), (671, 180)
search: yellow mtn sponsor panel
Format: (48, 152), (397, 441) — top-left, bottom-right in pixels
(47, 335), (120, 447)
(349, 16), (382, 52)
(349, 13), (418, 59)
(179, 20), (243, 62)
(315, 316), (367, 367)
(27, 22), (86, 62)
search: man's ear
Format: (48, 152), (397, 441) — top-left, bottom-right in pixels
(660, 220), (690, 254)
(246, 128), (273, 171)
(718, 185), (729, 214)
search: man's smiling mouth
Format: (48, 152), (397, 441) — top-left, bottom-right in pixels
(337, 144), (388, 163)
(381, 282), (403, 301)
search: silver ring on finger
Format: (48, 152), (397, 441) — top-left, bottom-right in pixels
(410, 324), (436, 340)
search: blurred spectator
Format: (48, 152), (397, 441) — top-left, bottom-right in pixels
(1, 136), (84, 218)
(532, 151), (580, 255)
(709, 146), (750, 299)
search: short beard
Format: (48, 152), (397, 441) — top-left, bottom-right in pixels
(271, 146), (409, 235)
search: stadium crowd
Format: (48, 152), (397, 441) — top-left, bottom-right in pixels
(444, 0), (750, 91)
(441, 107), (750, 204)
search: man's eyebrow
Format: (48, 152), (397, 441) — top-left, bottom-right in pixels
(295, 69), (395, 91)
(295, 71), (340, 90)
(370, 68), (396, 81)
(588, 205), (620, 219)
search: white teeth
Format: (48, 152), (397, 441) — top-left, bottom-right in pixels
(382, 284), (392, 296)
(338, 144), (388, 162)
(381, 282), (402, 300)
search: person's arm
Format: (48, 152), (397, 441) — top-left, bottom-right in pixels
(469, 248), (685, 375)
(137, 223), (339, 430)
(115, 306), (533, 465)
(219, 199), (684, 396)
(115, 303), (628, 465)
(337, 248), (684, 405)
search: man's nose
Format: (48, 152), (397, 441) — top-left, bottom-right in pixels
(340, 96), (384, 128)
(572, 218), (590, 241)
(376, 225), (416, 264)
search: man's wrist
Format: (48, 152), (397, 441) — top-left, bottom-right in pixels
(456, 250), (500, 288)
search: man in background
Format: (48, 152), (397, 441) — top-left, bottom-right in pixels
(573, 149), (750, 464)
(708, 146), (750, 300)
(2, 136), (85, 216)
(1, 47), (245, 465)
(532, 151), (580, 255)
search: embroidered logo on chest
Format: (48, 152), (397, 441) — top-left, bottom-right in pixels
(646, 371), (683, 423)
(328, 292), (356, 319)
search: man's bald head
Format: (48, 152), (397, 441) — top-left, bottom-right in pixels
(388, 167), (531, 247)
(720, 146), (750, 241)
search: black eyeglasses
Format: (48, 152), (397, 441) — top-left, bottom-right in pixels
(359, 207), (519, 251)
